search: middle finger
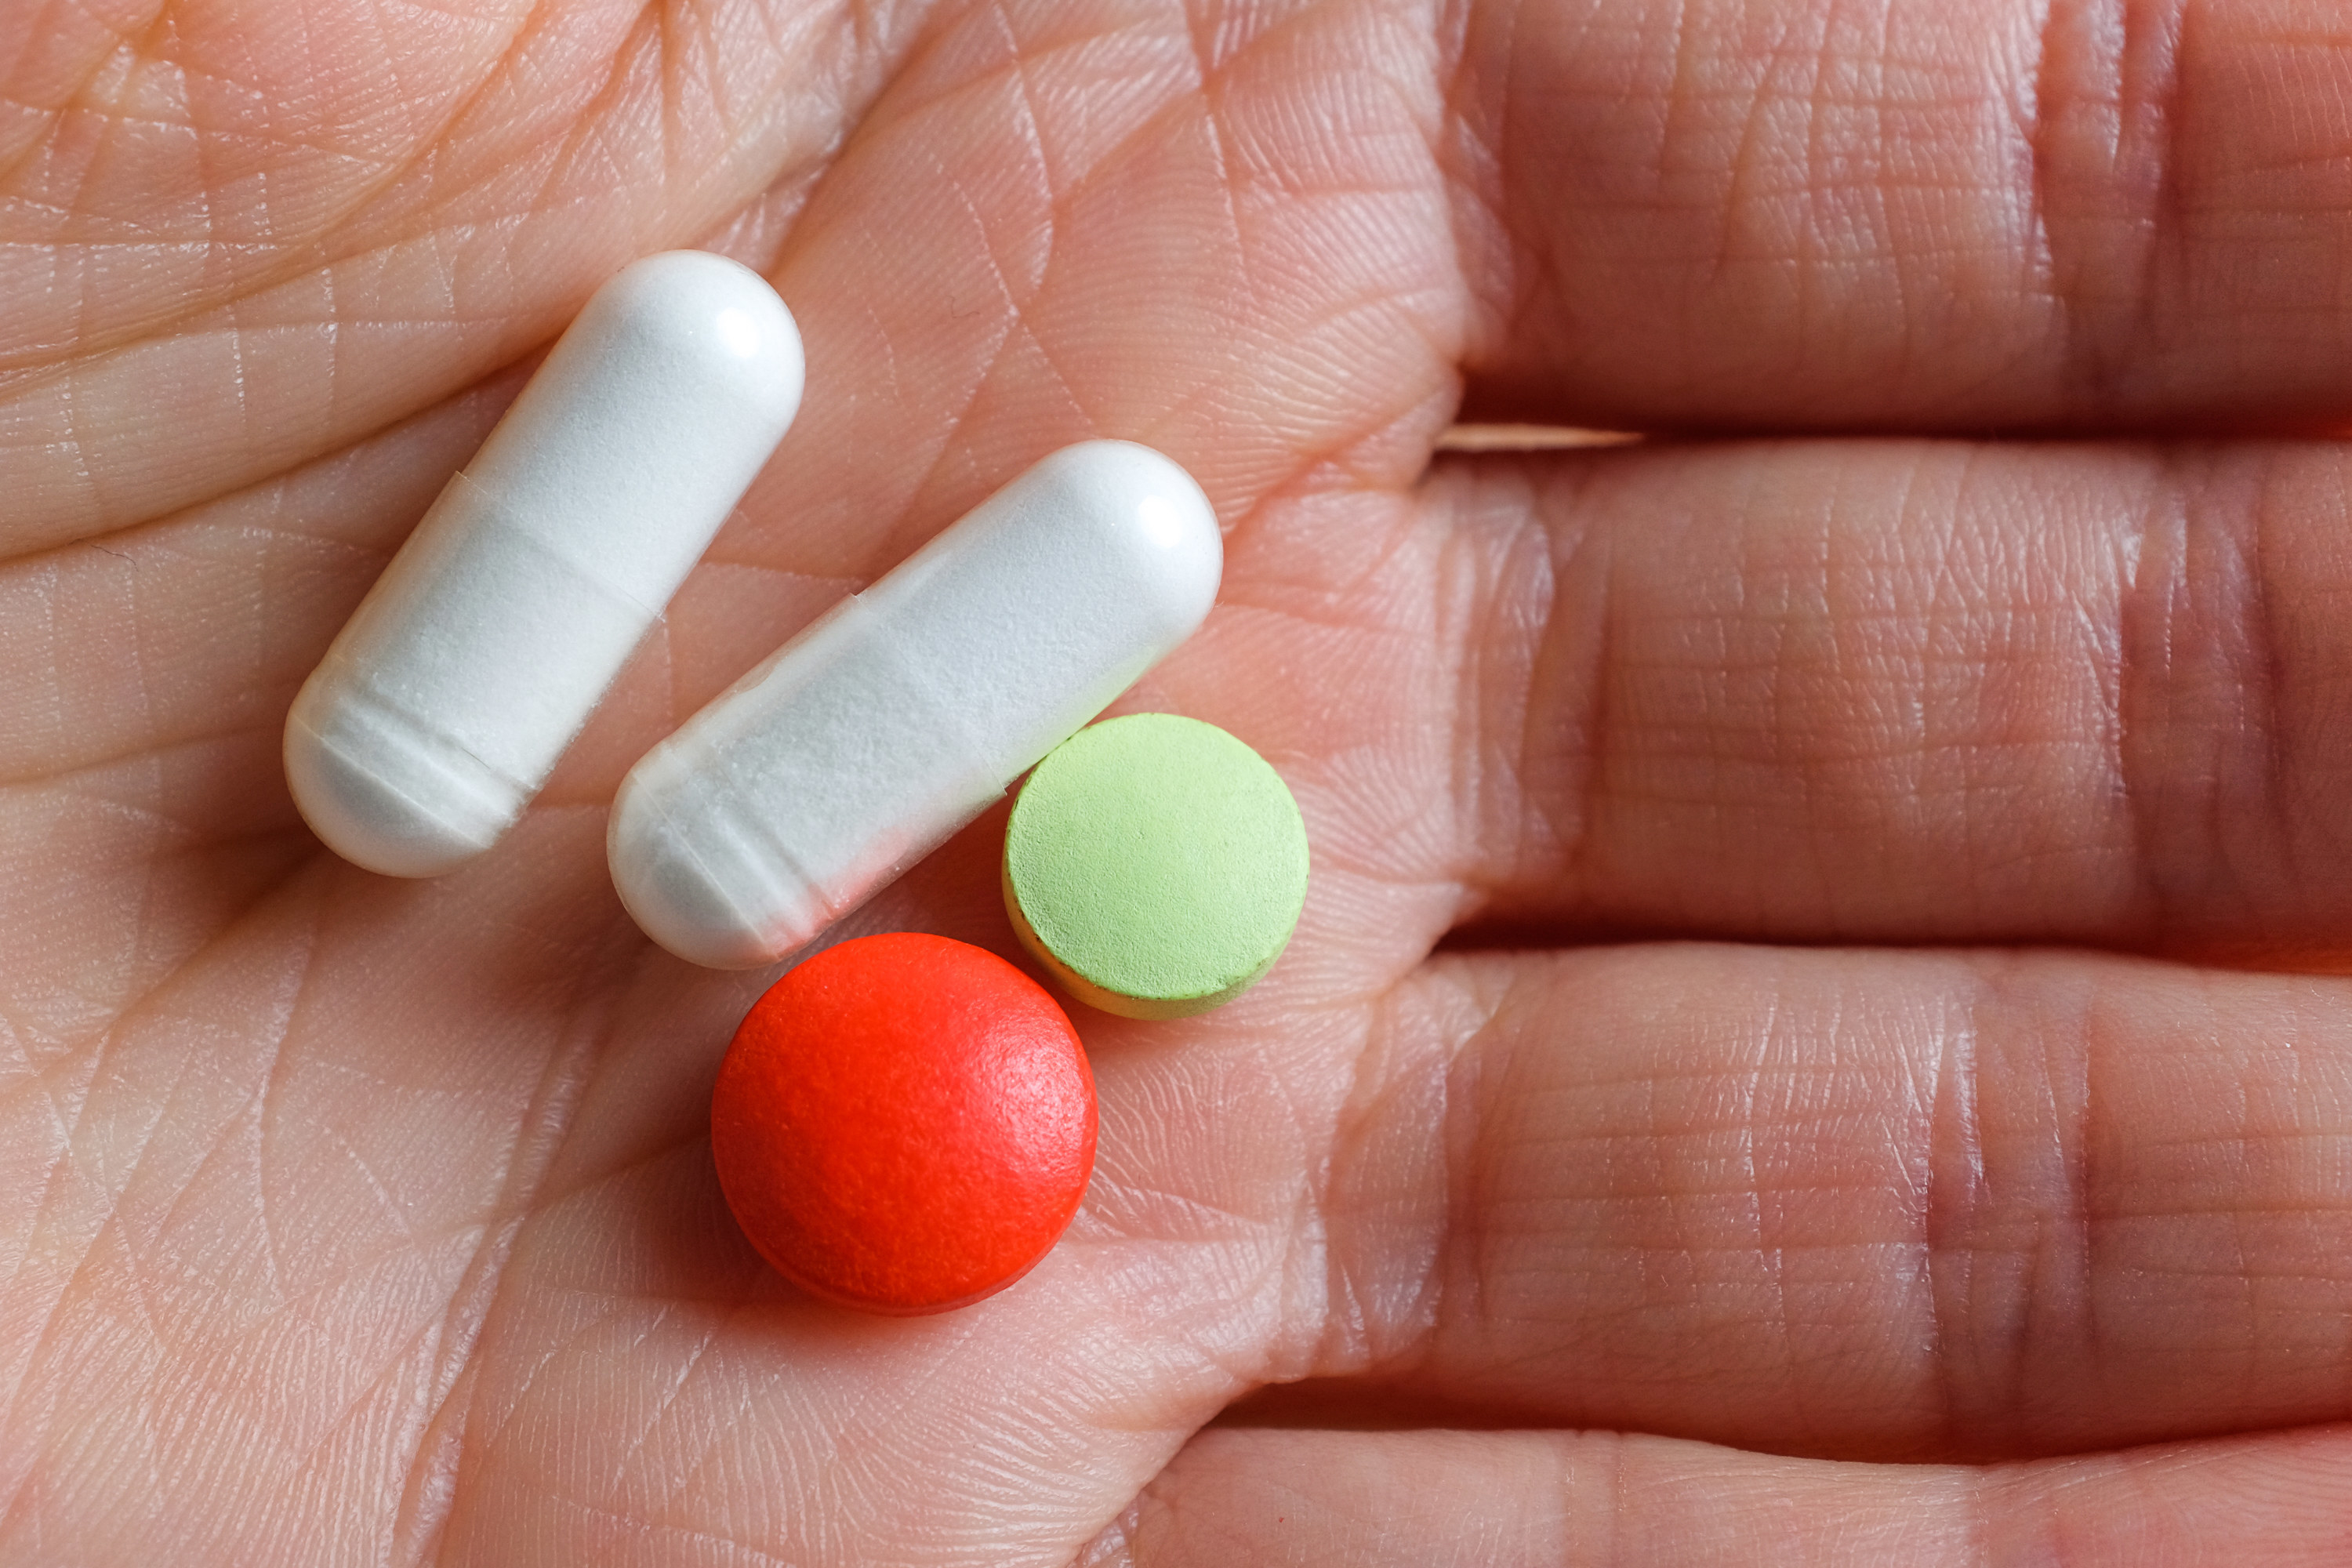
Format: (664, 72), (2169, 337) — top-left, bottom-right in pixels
(1262, 437), (2352, 956)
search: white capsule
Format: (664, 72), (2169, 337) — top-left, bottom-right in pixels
(611, 440), (1222, 969)
(285, 251), (804, 877)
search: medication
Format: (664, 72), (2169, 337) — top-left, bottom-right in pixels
(285, 251), (804, 877)
(711, 931), (1096, 1314)
(1005, 713), (1308, 1018)
(612, 440), (1221, 969)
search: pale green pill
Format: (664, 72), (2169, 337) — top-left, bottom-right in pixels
(1004, 713), (1308, 1019)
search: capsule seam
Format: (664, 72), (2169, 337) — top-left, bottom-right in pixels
(444, 470), (669, 621)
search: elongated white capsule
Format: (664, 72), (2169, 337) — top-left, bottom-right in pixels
(612, 440), (1222, 969)
(284, 251), (804, 877)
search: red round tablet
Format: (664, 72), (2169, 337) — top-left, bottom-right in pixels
(711, 931), (1097, 1315)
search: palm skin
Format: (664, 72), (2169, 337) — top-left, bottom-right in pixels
(12, 0), (2352, 1561)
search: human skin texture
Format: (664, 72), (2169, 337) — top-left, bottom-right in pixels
(11, 0), (2352, 1563)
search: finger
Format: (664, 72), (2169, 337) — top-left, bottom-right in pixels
(1229, 944), (2352, 1460)
(1454, 0), (2352, 431)
(1092, 1425), (2352, 1566)
(1230, 436), (2352, 953)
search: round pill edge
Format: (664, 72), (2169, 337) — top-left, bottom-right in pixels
(1002, 713), (1309, 1019)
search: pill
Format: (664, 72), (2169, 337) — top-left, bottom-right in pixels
(284, 250), (805, 877)
(611, 439), (1222, 968)
(711, 931), (1096, 1314)
(1004, 713), (1308, 1018)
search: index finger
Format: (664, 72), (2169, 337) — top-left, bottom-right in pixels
(1460, 0), (2352, 432)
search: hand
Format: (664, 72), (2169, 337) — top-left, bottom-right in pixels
(9, 0), (2352, 1560)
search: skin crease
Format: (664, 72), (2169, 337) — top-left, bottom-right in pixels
(20, 0), (2352, 1560)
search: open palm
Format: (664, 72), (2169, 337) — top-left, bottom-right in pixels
(12, 0), (2352, 1561)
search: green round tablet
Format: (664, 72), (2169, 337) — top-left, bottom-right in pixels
(1004, 713), (1308, 1019)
